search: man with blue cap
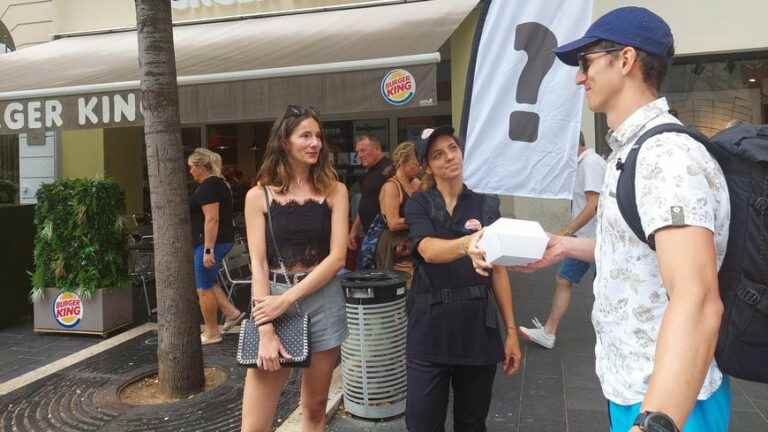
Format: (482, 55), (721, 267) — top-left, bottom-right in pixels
(470, 6), (732, 432)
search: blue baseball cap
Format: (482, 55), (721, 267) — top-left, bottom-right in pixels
(553, 6), (674, 67)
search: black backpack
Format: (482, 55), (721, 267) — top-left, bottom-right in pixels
(615, 122), (768, 383)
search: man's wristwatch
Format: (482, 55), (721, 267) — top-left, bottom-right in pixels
(633, 411), (680, 432)
(204, 248), (213, 255)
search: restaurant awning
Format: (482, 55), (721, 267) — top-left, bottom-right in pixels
(0, 0), (479, 133)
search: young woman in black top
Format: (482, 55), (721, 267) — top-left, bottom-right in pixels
(404, 127), (522, 431)
(188, 148), (245, 345)
(241, 106), (348, 432)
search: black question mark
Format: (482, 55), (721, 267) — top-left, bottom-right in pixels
(508, 22), (558, 143)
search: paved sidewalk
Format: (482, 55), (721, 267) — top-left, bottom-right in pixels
(1, 269), (766, 431)
(0, 320), (102, 383)
(0, 284), (157, 384)
(0, 330), (301, 431)
(329, 268), (768, 432)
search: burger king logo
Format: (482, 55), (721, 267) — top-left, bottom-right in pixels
(53, 292), (83, 328)
(381, 69), (416, 106)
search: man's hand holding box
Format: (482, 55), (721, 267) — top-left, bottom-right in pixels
(477, 218), (549, 266)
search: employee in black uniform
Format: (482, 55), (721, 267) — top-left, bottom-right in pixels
(404, 127), (522, 432)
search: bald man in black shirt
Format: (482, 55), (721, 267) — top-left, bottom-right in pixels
(348, 135), (393, 250)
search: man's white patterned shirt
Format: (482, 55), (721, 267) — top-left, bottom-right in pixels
(593, 97), (730, 405)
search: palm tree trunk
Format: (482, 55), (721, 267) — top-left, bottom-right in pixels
(135, 0), (204, 398)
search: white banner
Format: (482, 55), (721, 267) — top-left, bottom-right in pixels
(463, 0), (593, 199)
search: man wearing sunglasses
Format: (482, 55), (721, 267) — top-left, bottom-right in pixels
(553, 7), (732, 432)
(472, 6), (732, 432)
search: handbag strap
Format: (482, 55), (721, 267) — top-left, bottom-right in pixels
(262, 185), (288, 275)
(262, 185), (301, 314)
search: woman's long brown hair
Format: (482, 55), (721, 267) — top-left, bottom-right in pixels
(257, 106), (337, 195)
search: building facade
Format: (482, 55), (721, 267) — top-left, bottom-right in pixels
(0, 0), (477, 213)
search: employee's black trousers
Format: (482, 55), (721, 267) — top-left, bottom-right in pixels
(405, 359), (497, 432)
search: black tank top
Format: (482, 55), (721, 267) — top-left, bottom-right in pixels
(266, 198), (332, 270)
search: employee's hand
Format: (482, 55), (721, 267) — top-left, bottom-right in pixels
(503, 330), (522, 375)
(203, 253), (216, 269)
(467, 229), (492, 276)
(557, 227), (573, 237)
(511, 233), (567, 273)
(348, 233), (358, 250)
(252, 294), (291, 325)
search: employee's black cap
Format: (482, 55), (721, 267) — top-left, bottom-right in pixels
(416, 126), (455, 165)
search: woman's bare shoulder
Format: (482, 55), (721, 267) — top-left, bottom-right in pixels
(326, 181), (348, 205)
(245, 185), (268, 212)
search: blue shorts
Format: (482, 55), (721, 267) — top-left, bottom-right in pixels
(557, 257), (591, 284)
(193, 243), (233, 289)
(608, 377), (731, 432)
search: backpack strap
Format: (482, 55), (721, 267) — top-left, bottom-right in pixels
(615, 123), (710, 251)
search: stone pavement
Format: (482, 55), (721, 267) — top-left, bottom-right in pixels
(0, 330), (301, 431)
(0, 320), (102, 383)
(0, 268), (766, 431)
(0, 279), (158, 385)
(329, 268), (768, 432)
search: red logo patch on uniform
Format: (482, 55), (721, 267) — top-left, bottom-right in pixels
(464, 219), (482, 232)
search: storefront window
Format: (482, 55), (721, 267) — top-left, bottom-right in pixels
(353, 119), (389, 152)
(324, 120), (355, 185)
(398, 115), (452, 144)
(437, 61), (452, 102)
(323, 119), (389, 190)
(207, 124), (238, 166)
(0, 20), (13, 54)
(595, 52), (768, 155)
(0, 135), (19, 204)
(665, 53), (768, 136)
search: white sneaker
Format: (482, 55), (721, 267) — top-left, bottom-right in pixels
(519, 317), (556, 349)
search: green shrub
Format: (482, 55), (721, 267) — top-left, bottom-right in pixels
(31, 178), (128, 300)
(0, 180), (17, 204)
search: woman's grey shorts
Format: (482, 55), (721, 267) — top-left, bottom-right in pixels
(270, 277), (348, 353)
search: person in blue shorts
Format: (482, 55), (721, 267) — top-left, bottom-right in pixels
(519, 133), (605, 349)
(188, 148), (244, 345)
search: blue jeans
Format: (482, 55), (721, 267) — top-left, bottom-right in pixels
(608, 377), (731, 432)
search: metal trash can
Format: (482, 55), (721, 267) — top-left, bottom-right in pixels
(341, 270), (408, 419)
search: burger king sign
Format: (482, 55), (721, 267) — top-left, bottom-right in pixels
(381, 69), (416, 106)
(53, 292), (83, 328)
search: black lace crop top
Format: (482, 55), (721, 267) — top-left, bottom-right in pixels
(266, 199), (332, 270)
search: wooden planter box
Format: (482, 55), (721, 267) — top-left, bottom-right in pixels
(33, 287), (133, 336)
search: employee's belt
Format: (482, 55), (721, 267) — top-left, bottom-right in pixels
(413, 285), (497, 328)
(414, 285), (487, 305)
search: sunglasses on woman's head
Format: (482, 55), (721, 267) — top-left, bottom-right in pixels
(285, 104), (319, 117)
